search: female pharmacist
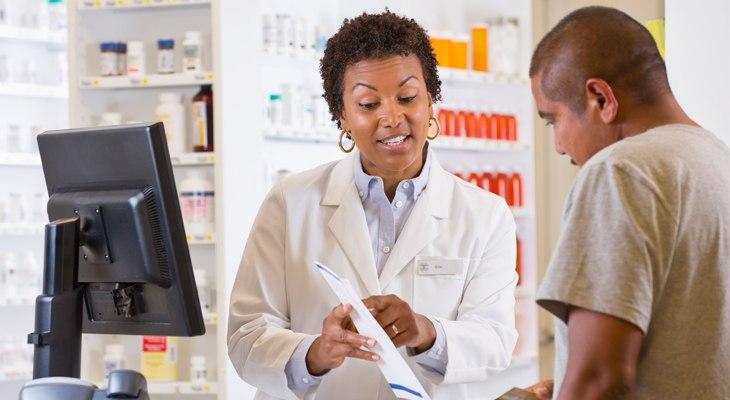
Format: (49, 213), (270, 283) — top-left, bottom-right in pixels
(228, 11), (518, 400)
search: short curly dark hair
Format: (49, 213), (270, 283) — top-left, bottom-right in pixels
(320, 10), (442, 129)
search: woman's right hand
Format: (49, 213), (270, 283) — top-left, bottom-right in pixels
(305, 304), (380, 375)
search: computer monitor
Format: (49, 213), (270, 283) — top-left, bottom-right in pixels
(31, 122), (205, 379)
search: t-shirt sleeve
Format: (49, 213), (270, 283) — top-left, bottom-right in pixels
(536, 160), (678, 334)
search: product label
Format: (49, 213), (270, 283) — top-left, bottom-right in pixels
(157, 49), (175, 74)
(192, 101), (209, 147)
(180, 191), (214, 225)
(156, 113), (173, 144)
(183, 45), (201, 72)
(127, 54), (144, 76)
(100, 52), (117, 76)
(143, 336), (167, 352)
(142, 336), (178, 381)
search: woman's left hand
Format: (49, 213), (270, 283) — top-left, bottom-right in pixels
(362, 294), (437, 353)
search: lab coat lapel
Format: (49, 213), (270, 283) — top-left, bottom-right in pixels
(323, 155), (381, 296)
(378, 158), (453, 291)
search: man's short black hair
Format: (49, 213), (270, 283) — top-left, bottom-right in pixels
(320, 10), (442, 129)
(530, 6), (670, 113)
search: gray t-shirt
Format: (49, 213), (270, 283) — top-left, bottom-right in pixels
(537, 124), (730, 399)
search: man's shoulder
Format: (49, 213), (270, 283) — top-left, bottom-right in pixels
(589, 124), (722, 168)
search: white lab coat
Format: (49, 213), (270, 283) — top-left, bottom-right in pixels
(227, 153), (518, 400)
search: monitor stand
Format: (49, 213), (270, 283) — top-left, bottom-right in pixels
(21, 217), (150, 399)
(27, 216), (83, 379)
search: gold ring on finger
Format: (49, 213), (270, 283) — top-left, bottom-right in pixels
(391, 324), (400, 335)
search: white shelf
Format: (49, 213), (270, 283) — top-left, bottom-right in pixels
(79, 73), (213, 90)
(0, 25), (66, 46)
(0, 152), (215, 167)
(0, 83), (68, 99)
(0, 153), (42, 166)
(264, 133), (531, 153)
(260, 50), (323, 65)
(264, 132), (337, 144)
(147, 381), (218, 395)
(0, 300), (35, 308)
(259, 54), (529, 89)
(432, 138), (531, 152)
(0, 223), (45, 236)
(78, 0), (211, 11)
(187, 234), (215, 245)
(171, 152), (216, 166)
(510, 207), (532, 218)
(438, 67), (529, 86)
(203, 313), (218, 325)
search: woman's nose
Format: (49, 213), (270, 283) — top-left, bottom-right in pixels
(379, 100), (405, 128)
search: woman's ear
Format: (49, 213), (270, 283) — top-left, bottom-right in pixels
(339, 111), (347, 131)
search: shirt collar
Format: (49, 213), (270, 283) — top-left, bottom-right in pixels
(353, 143), (432, 202)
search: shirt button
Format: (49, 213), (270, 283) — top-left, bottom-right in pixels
(403, 182), (410, 188)
(302, 377), (310, 384)
(359, 191), (364, 197)
(395, 201), (403, 208)
(383, 246), (391, 254)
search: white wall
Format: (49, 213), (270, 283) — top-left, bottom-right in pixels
(665, 0), (730, 145)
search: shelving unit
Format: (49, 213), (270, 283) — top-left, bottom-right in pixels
(0, 83), (68, 99)
(79, 72), (213, 89)
(77, 0), (211, 11)
(0, 0), (69, 393)
(0, 223), (46, 236)
(0, 25), (66, 46)
(264, 133), (531, 152)
(67, 1), (223, 398)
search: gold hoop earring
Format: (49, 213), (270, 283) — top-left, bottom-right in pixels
(338, 129), (355, 153)
(427, 117), (441, 140)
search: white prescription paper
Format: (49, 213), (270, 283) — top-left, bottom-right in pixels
(314, 261), (431, 400)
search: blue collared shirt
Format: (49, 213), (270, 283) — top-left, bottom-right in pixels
(285, 146), (449, 393)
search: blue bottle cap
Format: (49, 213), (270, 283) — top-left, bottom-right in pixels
(100, 42), (114, 52)
(157, 39), (175, 49)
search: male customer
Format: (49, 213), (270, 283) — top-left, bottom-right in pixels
(527, 6), (730, 400)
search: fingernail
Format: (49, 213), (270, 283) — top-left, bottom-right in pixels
(366, 339), (375, 347)
(371, 354), (380, 361)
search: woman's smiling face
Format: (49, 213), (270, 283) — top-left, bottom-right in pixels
(339, 54), (432, 179)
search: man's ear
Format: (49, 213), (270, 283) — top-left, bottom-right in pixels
(585, 78), (618, 124)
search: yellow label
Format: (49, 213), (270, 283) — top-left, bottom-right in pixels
(645, 19), (665, 59)
(141, 336), (178, 381)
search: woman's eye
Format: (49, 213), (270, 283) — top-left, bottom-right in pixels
(359, 102), (379, 110)
(398, 95), (417, 104)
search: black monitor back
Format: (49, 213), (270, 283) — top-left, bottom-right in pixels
(38, 123), (205, 337)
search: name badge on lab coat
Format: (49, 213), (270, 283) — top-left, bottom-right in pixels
(415, 256), (465, 276)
